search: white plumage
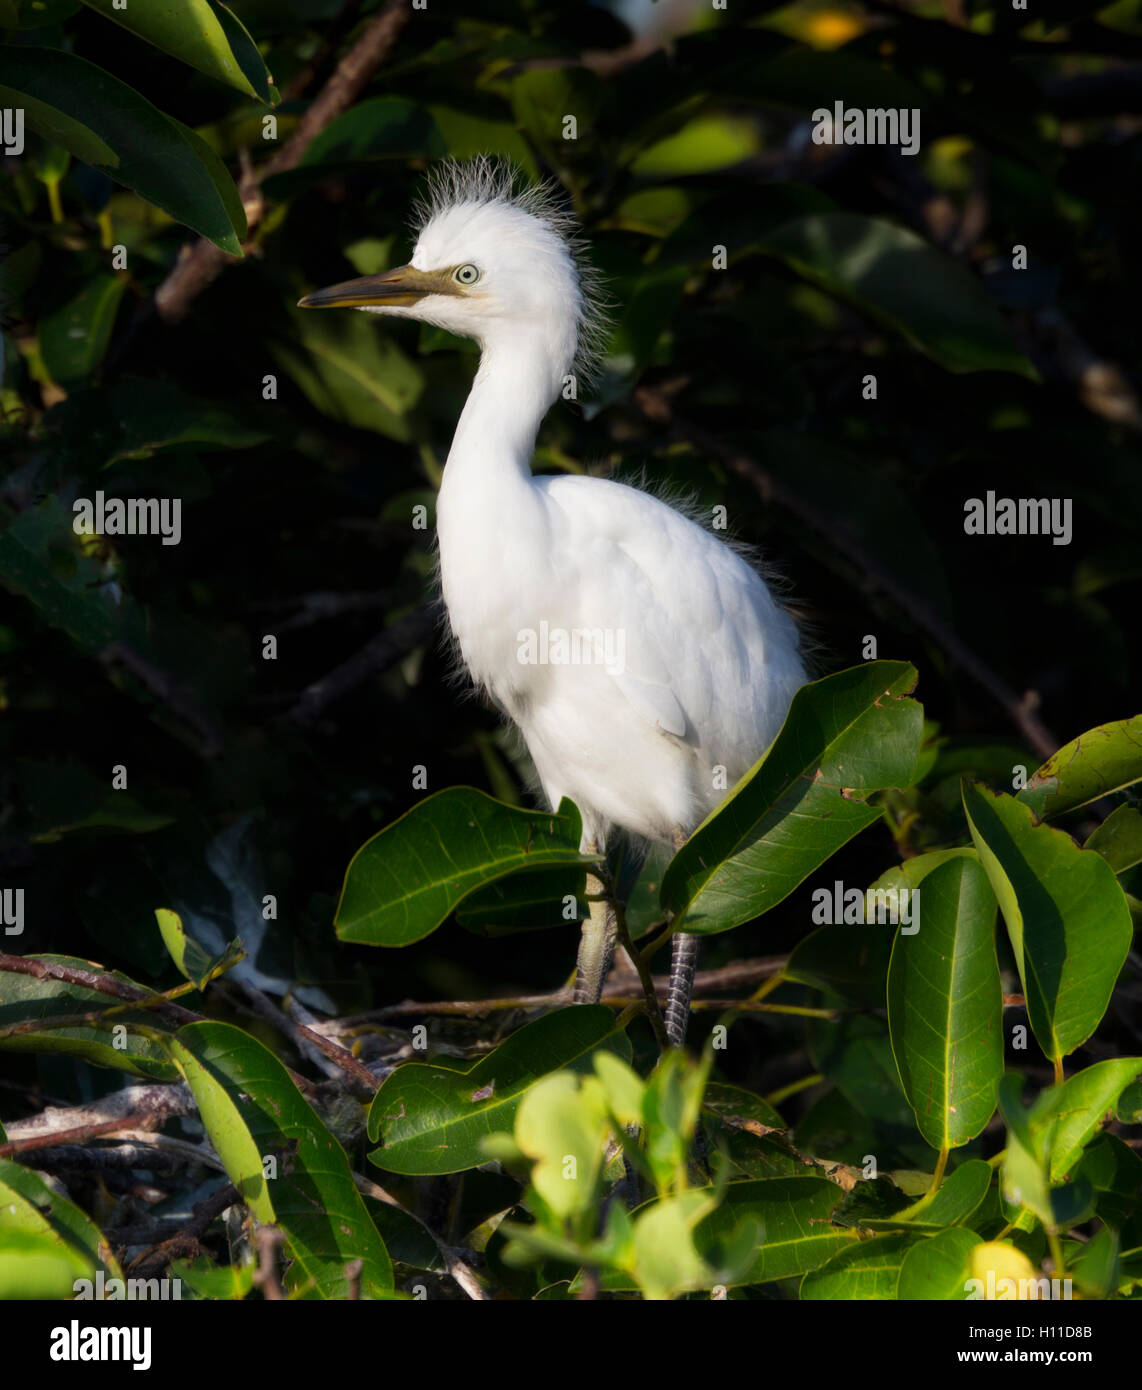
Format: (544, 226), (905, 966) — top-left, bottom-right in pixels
(300, 159), (806, 1044)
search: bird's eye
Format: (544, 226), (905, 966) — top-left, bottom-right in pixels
(453, 264), (480, 286)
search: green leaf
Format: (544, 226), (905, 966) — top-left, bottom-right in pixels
(1117, 1083), (1142, 1126)
(0, 953), (177, 1079)
(625, 1190), (721, 1300)
(887, 857), (1003, 1150)
(169, 1021), (395, 1299)
(1018, 716), (1142, 819)
(300, 96), (443, 168)
(1072, 1224), (1119, 1300)
(800, 1232), (915, 1299)
(963, 783), (1132, 1062)
(0, 1228), (91, 1299)
(760, 213), (1037, 377)
(366, 1007), (630, 1176)
(1085, 805), (1142, 875)
(1043, 1058), (1142, 1182)
(272, 308), (424, 441)
(810, 1017), (922, 1155)
(41, 378), (269, 467)
(513, 1072), (610, 1224)
(699, 1084), (801, 1180)
(830, 1175), (912, 1229)
(701, 1081), (783, 1132)
(606, 185), (701, 239)
(897, 1160), (993, 1230)
(641, 1049), (712, 1196)
(0, 88), (116, 167)
(455, 865), (584, 935)
(510, 67), (600, 165)
(169, 1253), (256, 1301)
(0, 498), (136, 652)
(655, 184), (834, 271)
(596, 263), (689, 399)
(426, 105), (537, 174)
(0, 48), (245, 253)
(593, 1051), (645, 1129)
(869, 848), (979, 895)
(155, 908), (243, 991)
(596, 1176), (855, 1292)
(897, 1227), (981, 1300)
(998, 1073), (1054, 1229)
(788, 849), (977, 1010)
(694, 1177), (856, 1285)
(630, 114), (761, 177)
(80, 0), (277, 102)
(1074, 1134), (1142, 1228)
(38, 274), (126, 385)
(18, 759), (174, 842)
(335, 788), (591, 947)
(783, 922), (895, 1007)
(662, 662), (923, 934)
(0, 1158), (122, 1296)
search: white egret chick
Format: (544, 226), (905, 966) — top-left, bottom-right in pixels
(300, 159), (806, 1045)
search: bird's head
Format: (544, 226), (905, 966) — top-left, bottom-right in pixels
(299, 158), (607, 389)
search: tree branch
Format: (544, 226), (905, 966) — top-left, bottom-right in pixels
(153, 0), (412, 324)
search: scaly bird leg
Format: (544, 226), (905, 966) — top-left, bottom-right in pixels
(664, 825), (699, 1048)
(574, 861), (617, 1006)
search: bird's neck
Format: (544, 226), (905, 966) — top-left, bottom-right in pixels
(443, 333), (566, 491)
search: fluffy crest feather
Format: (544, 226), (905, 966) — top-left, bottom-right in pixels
(411, 156), (611, 387)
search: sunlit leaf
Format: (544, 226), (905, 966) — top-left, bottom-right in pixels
(0, 1158), (122, 1298)
(963, 783), (1132, 1062)
(336, 788), (590, 947)
(800, 1231), (914, 1299)
(1085, 805), (1142, 874)
(897, 1227), (981, 1300)
(170, 1021), (395, 1299)
(1018, 716), (1142, 819)
(155, 908), (242, 991)
(80, 0), (277, 103)
(0, 48), (245, 252)
(1042, 1058), (1142, 1182)
(663, 662), (923, 934)
(367, 1007), (630, 1176)
(887, 857), (1003, 1149)
(0, 953), (176, 1079)
(272, 308), (424, 441)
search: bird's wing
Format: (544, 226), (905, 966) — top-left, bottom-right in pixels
(538, 474), (771, 741)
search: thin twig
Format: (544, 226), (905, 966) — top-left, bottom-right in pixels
(0, 1084), (195, 1151)
(253, 1226), (287, 1301)
(332, 955), (789, 1027)
(225, 979), (379, 1093)
(285, 605), (437, 726)
(122, 1184), (241, 1274)
(0, 953), (201, 1026)
(10, 1132), (225, 1175)
(100, 640), (223, 759)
